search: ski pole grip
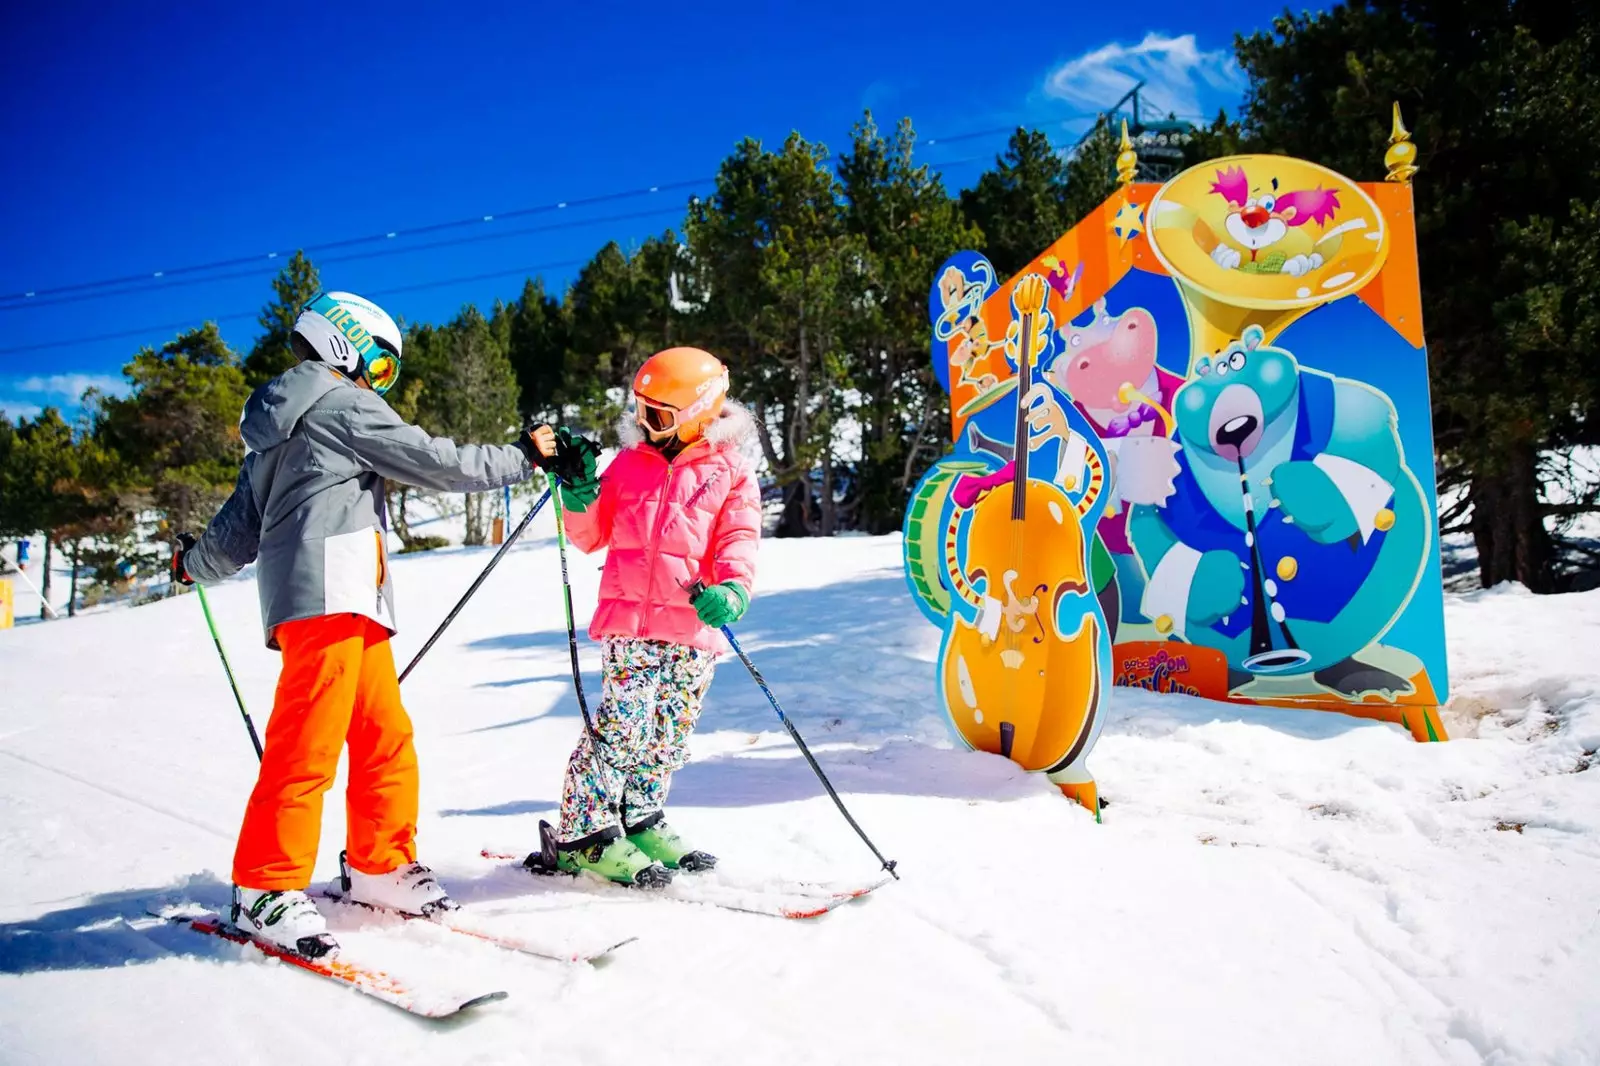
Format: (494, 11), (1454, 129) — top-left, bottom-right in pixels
(687, 579), (708, 601)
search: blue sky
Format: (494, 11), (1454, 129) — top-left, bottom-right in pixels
(0, 0), (1298, 422)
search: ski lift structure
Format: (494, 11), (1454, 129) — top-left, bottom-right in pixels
(1076, 80), (1198, 183)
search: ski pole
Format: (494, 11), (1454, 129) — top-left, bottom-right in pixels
(551, 480), (600, 742)
(689, 581), (900, 879)
(2, 558), (61, 618)
(399, 488), (552, 683)
(194, 583), (263, 760)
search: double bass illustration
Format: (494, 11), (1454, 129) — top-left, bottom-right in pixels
(936, 274), (1105, 775)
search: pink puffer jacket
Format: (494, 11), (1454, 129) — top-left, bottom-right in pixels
(565, 402), (763, 652)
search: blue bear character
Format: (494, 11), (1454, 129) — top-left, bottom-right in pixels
(1127, 325), (1430, 698)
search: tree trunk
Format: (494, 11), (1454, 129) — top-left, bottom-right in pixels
(463, 493), (486, 546)
(68, 539), (79, 618)
(388, 485), (414, 547)
(820, 445), (836, 536)
(777, 481), (812, 538)
(41, 536), (53, 620)
(1469, 444), (1555, 592)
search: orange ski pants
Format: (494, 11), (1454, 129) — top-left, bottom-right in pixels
(232, 613), (418, 890)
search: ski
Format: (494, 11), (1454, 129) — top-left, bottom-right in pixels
(480, 848), (891, 920)
(317, 889), (637, 963)
(155, 908), (508, 1019)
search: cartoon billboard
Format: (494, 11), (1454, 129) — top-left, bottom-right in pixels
(905, 106), (1448, 812)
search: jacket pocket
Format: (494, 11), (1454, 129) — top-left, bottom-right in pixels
(322, 527), (391, 629)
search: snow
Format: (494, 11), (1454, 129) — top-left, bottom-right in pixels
(2, 531), (1598, 1065)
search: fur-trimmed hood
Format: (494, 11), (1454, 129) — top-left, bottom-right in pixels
(616, 399), (760, 457)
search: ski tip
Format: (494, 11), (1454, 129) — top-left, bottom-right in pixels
(457, 990), (510, 1013)
(782, 879), (893, 918)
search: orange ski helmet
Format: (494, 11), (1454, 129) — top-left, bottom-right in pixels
(632, 347), (729, 444)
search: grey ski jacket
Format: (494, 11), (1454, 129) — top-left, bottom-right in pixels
(185, 360), (531, 648)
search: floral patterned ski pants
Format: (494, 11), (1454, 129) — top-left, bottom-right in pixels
(558, 637), (717, 843)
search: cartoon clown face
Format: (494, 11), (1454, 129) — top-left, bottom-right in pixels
(1202, 165), (1342, 276)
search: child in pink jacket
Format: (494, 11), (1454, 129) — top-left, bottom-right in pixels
(535, 347), (762, 887)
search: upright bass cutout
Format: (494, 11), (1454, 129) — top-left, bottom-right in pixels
(935, 273), (1106, 777)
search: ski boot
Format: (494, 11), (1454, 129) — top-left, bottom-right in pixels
(231, 886), (339, 959)
(339, 851), (459, 918)
(525, 820), (672, 888)
(626, 811), (717, 872)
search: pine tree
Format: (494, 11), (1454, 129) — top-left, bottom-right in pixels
(96, 323), (251, 540)
(837, 112), (982, 533)
(958, 129), (1074, 278)
(244, 251), (321, 387)
(432, 307), (520, 545)
(0, 409), (127, 617)
(564, 237), (682, 437)
(1061, 118), (1123, 228)
(687, 134), (858, 535)
(495, 278), (570, 425)
(1224, 0), (1600, 590)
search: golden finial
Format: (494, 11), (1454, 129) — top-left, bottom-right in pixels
(1385, 101), (1418, 184)
(1116, 119), (1138, 187)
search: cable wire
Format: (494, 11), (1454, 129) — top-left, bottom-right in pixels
(3, 205), (688, 313)
(0, 147), (1025, 355)
(0, 120), (1063, 306)
(0, 258), (589, 355)
(0, 177), (710, 304)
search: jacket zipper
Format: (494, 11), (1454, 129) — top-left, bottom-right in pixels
(641, 438), (715, 628)
(374, 529), (387, 616)
(644, 450), (675, 619)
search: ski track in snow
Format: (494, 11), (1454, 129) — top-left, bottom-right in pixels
(2, 532), (1598, 1065)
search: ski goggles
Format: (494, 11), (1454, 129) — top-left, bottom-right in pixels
(365, 350), (401, 396)
(634, 371), (728, 440)
(637, 398), (679, 437)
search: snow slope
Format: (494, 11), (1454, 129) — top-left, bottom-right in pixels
(1, 530), (1597, 1066)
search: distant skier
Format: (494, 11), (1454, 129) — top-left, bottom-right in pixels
(533, 346), (762, 886)
(173, 290), (576, 958)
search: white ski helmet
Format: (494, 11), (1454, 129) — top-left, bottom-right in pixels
(292, 291), (403, 394)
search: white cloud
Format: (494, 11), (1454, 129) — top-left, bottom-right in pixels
(0, 402), (46, 423)
(12, 373), (128, 400)
(1043, 32), (1243, 120)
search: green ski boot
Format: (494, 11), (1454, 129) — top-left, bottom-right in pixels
(526, 821), (672, 888)
(626, 813), (717, 872)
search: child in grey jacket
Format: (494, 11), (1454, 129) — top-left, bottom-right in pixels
(173, 290), (584, 958)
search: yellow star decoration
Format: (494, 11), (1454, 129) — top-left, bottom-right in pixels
(1111, 199), (1144, 246)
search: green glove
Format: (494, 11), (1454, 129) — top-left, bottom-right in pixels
(556, 476), (600, 513)
(691, 580), (749, 627)
(552, 427), (602, 513)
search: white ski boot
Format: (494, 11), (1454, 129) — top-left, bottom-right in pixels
(231, 886), (339, 959)
(339, 851), (459, 918)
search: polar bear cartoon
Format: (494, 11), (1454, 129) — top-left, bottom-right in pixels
(1127, 325), (1430, 698)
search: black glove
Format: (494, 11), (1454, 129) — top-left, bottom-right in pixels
(516, 424), (559, 470)
(172, 533), (196, 586)
(552, 427), (603, 512)
(552, 427), (601, 485)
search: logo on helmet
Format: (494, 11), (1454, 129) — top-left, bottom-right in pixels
(320, 304), (378, 358)
(681, 370), (729, 417)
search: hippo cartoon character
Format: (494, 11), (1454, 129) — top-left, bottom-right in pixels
(1127, 325), (1430, 698)
(1023, 299), (1184, 627)
(1051, 298), (1183, 450)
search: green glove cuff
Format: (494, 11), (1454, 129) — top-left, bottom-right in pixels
(695, 580), (749, 627)
(556, 479), (599, 514)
